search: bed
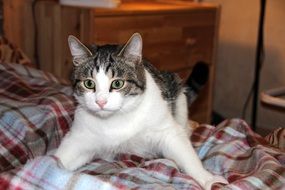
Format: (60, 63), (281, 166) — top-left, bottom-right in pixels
(0, 42), (284, 189)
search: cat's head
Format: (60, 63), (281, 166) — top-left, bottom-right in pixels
(68, 33), (146, 118)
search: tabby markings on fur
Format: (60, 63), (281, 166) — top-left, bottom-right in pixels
(55, 33), (228, 190)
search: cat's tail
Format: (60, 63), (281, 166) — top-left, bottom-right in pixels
(185, 61), (209, 106)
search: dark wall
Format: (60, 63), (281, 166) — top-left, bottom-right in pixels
(0, 0), (2, 35)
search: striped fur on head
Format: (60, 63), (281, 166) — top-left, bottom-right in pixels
(69, 34), (146, 98)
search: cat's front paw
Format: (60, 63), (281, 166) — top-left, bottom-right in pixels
(203, 175), (228, 190)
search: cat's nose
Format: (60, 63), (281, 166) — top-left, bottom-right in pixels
(96, 99), (107, 109)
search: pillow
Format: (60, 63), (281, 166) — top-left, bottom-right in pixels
(0, 36), (33, 67)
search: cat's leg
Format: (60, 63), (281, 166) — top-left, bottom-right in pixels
(174, 93), (189, 129)
(54, 133), (96, 171)
(158, 127), (228, 190)
(174, 93), (192, 138)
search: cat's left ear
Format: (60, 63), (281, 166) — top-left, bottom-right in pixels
(118, 33), (142, 63)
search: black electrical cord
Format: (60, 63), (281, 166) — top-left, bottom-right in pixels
(251, 0), (266, 130)
(241, 0), (266, 131)
(242, 83), (254, 119)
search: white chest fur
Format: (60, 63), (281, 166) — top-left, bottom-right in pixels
(68, 70), (173, 155)
(56, 33), (228, 189)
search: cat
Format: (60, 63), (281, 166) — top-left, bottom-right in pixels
(55, 33), (228, 189)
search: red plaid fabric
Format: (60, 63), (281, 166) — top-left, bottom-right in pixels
(0, 119), (283, 190)
(265, 127), (285, 150)
(0, 63), (284, 190)
(0, 63), (75, 172)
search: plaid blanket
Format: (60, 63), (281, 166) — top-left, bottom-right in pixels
(0, 63), (284, 190)
(0, 63), (75, 172)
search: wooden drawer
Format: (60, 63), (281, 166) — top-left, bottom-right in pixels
(91, 10), (216, 79)
(3, 0), (219, 123)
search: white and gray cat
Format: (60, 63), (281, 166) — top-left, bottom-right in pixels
(55, 33), (228, 189)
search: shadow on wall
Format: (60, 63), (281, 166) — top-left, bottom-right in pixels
(213, 40), (285, 130)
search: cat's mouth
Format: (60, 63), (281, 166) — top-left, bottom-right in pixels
(87, 108), (117, 118)
(95, 110), (116, 118)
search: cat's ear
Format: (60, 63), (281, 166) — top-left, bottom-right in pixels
(118, 33), (142, 63)
(68, 35), (93, 66)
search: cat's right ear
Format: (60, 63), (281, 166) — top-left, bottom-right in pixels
(118, 33), (142, 63)
(68, 35), (93, 66)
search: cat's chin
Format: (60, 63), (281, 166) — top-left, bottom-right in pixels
(88, 109), (116, 118)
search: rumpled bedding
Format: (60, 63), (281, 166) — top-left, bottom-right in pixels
(0, 63), (75, 171)
(0, 63), (284, 190)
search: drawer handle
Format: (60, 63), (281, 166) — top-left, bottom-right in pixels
(185, 38), (197, 46)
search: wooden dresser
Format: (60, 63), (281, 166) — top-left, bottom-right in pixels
(3, 0), (220, 123)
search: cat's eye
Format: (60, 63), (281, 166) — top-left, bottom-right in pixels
(111, 80), (125, 90)
(83, 79), (96, 89)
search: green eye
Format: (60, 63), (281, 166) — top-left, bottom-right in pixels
(111, 80), (125, 89)
(83, 79), (96, 89)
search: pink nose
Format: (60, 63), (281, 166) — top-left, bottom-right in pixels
(96, 99), (107, 109)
